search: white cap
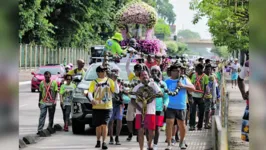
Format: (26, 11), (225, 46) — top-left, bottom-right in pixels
(65, 65), (71, 69)
(110, 64), (120, 72)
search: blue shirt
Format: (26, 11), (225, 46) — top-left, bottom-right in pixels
(165, 78), (188, 110)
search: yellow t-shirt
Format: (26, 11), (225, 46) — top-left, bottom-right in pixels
(67, 68), (86, 78)
(88, 77), (115, 109)
(128, 72), (139, 82)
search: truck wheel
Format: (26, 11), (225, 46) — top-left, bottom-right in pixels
(72, 119), (85, 134)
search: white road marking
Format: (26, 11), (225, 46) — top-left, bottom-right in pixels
(19, 104), (28, 108)
(19, 81), (31, 85)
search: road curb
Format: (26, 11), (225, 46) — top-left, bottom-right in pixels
(19, 124), (63, 149)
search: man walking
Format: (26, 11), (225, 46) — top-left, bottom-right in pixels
(230, 58), (241, 88)
(165, 64), (195, 150)
(150, 66), (169, 150)
(131, 70), (162, 150)
(189, 63), (209, 131)
(37, 71), (58, 135)
(86, 65), (119, 149)
(108, 65), (123, 145)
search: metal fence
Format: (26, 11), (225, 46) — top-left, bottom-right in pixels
(212, 68), (229, 150)
(19, 44), (90, 70)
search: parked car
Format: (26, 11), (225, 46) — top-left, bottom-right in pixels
(71, 62), (134, 134)
(31, 64), (65, 92)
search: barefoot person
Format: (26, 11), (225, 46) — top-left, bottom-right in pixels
(131, 70), (162, 150)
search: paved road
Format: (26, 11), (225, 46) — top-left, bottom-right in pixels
(19, 83), (212, 150)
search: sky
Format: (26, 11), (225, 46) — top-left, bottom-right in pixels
(169, 0), (212, 40)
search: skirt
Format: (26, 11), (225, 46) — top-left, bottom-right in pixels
(231, 72), (238, 80)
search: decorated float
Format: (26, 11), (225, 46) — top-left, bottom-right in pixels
(115, 0), (167, 55)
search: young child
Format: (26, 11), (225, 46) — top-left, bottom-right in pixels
(60, 74), (76, 131)
(204, 75), (216, 129)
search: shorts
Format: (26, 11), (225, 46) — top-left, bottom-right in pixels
(110, 105), (124, 121)
(126, 102), (136, 121)
(166, 108), (186, 121)
(155, 111), (164, 127)
(135, 114), (156, 130)
(92, 109), (112, 127)
(231, 72), (238, 80)
(204, 99), (212, 112)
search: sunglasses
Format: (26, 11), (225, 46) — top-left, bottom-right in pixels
(66, 78), (72, 81)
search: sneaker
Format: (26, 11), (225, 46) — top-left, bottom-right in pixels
(126, 133), (133, 141)
(95, 141), (101, 148)
(179, 142), (187, 149)
(204, 125), (211, 129)
(161, 124), (166, 131)
(109, 137), (114, 145)
(171, 138), (176, 146)
(102, 142), (108, 149)
(197, 128), (202, 130)
(165, 145), (172, 150)
(189, 126), (195, 131)
(115, 136), (121, 145)
(153, 144), (158, 150)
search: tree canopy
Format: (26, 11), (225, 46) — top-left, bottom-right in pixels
(211, 46), (230, 58)
(190, 0), (249, 52)
(154, 19), (171, 39)
(165, 41), (189, 55)
(177, 29), (201, 40)
(156, 0), (176, 25)
(19, 0), (177, 48)
(19, 0), (133, 48)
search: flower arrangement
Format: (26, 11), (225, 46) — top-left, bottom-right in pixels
(115, 1), (157, 29)
(121, 39), (167, 55)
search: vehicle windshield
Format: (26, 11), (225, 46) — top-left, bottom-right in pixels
(84, 63), (134, 81)
(37, 67), (62, 75)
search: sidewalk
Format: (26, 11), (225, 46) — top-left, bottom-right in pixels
(227, 84), (249, 150)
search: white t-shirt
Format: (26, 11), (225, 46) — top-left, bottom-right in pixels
(131, 82), (161, 115)
(239, 61), (249, 79)
(231, 63), (240, 73)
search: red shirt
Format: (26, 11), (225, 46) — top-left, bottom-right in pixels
(145, 60), (157, 69)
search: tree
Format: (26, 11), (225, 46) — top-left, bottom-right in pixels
(190, 0), (249, 53)
(211, 46), (230, 58)
(155, 19), (171, 39)
(19, 0), (134, 48)
(156, 0), (176, 25)
(177, 29), (201, 40)
(165, 41), (177, 55)
(165, 41), (189, 55)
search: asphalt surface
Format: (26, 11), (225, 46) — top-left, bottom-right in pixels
(19, 83), (212, 150)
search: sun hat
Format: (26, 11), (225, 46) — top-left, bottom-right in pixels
(112, 32), (123, 41)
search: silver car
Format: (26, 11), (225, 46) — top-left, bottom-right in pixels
(71, 62), (134, 134)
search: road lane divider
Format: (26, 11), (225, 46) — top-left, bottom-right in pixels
(19, 81), (31, 85)
(20, 124), (63, 149)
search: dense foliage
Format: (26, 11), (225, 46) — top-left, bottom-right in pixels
(165, 41), (189, 55)
(177, 29), (201, 40)
(190, 0), (249, 52)
(211, 46), (230, 58)
(19, 0), (176, 48)
(154, 19), (171, 38)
